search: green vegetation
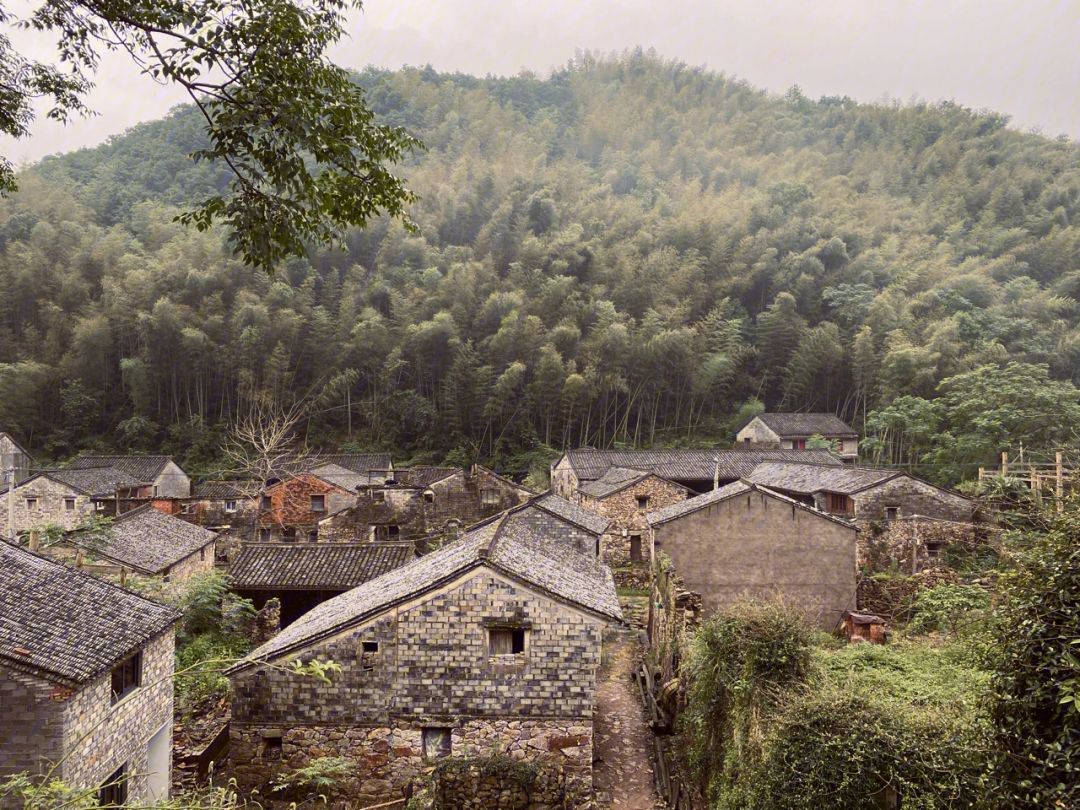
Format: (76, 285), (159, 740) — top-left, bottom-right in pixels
(1, 52), (1079, 478)
(0, 0), (420, 269)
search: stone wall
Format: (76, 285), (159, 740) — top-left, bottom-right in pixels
(852, 477), (974, 524)
(230, 718), (591, 808)
(229, 568), (603, 803)
(153, 461), (191, 498)
(261, 476), (353, 541)
(0, 477), (96, 534)
(165, 545), (215, 582)
(577, 476), (689, 567)
(0, 631), (174, 805)
(549, 459), (578, 500)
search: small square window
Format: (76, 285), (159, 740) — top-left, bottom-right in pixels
(885, 507), (899, 521)
(225, 500), (237, 513)
(64, 498), (75, 511)
(423, 491), (434, 504)
(360, 641), (379, 672)
(162, 567), (171, 583)
(373, 490), (386, 502)
(837, 440), (845, 452)
(25, 498), (37, 510)
(636, 496), (649, 510)
(310, 494), (325, 512)
(95, 501), (107, 512)
(481, 489), (500, 505)
(283, 527), (297, 542)
(422, 727), (452, 759)
(111, 652), (141, 704)
(489, 628), (526, 656)
(259, 528), (271, 541)
(387, 525), (400, 539)
(262, 495), (273, 510)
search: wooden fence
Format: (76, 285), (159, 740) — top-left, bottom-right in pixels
(634, 660), (702, 810)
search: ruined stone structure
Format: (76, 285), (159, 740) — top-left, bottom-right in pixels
(227, 498), (621, 809)
(745, 462), (976, 525)
(574, 467), (691, 567)
(736, 413), (859, 462)
(648, 481), (858, 628)
(0, 543), (179, 806)
(180, 480), (262, 530)
(320, 465), (534, 550)
(550, 447), (842, 499)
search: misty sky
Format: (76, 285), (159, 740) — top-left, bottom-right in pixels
(2, 0), (1078, 167)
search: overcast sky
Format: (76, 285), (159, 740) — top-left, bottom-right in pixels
(2, 0), (1078, 167)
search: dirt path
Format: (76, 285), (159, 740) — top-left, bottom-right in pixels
(592, 627), (666, 809)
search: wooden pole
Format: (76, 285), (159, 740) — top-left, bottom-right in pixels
(1002, 452), (1009, 477)
(1057, 451), (1064, 512)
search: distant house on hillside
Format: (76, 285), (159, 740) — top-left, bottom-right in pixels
(0, 432), (32, 484)
(227, 499), (621, 808)
(574, 467), (692, 566)
(229, 542), (416, 626)
(0, 543), (179, 805)
(648, 481), (857, 627)
(551, 447), (843, 498)
(744, 462), (976, 525)
(258, 474), (355, 542)
(65, 455), (191, 498)
(736, 413), (858, 462)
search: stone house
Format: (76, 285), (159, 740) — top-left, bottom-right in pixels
(47, 504), (217, 584)
(226, 498), (621, 808)
(736, 413), (858, 462)
(0, 432), (33, 484)
(320, 465), (534, 549)
(0, 467), (145, 535)
(65, 455), (191, 498)
(301, 453), (394, 487)
(648, 480), (858, 628)
(0, 542), (179, 806)
(180, 480), (262, 530)
(230, 542), (416, 627)
(259, 474), (356, 542)
(574, 467), (692, 567)
(551, 447), (842, 498)
(744, 462), (976, 525)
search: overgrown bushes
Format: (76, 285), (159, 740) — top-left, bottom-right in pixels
(679, 601), (989, 810)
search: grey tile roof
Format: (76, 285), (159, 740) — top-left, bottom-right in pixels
(302, 454), (393, 475)
(232, 503), (622, 669)
(229, 542), (415, 590)
(0, 541), (179, 685)
(65, 455), (177, 481)
(85, 505), (217, 574)
(578, 467), (654, 499)
(745, 462), (900, 495)
(393, 467), (461, 488)
(310, 463), (373, 493)
(531, 492), (611, 535)
(752, 413), (857, 437)
(32, 467), (146, 497)
(194, 480), (262, 499)
(647, 480), (858, 530)
(562, 448), (843, 483)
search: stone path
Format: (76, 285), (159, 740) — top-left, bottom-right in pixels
(592, 627), (667, 809)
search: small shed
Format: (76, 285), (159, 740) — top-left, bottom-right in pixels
(840, 611), (888, 644)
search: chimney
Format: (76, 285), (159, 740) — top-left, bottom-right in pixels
(28, 530), (40, 552)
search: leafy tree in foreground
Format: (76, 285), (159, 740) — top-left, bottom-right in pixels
(988, 509), (1080, 810)
(1, 0), (421, 269)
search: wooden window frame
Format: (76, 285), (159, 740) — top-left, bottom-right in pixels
(110, 651), (141, 705)
(310, 494), (326, 512)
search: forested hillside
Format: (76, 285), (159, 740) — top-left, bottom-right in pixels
(2, 51), (1079, 481)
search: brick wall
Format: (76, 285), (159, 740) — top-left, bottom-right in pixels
(229, 569), (602, 802)
(0, 631), (174, 805)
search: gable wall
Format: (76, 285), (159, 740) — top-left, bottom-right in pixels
(550, 457), (578, 498)
(0, 477), (94, 534)
(152, 461), (190, 498)
(653, 491), (857, 627)
(735, 418), (781, 444)
(229, 569), (601, 803)
(262, 477), (353, 539)
(578, 477), (689, 566)
(0, 436), (32, 483)
(853, 478), (974, 524)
